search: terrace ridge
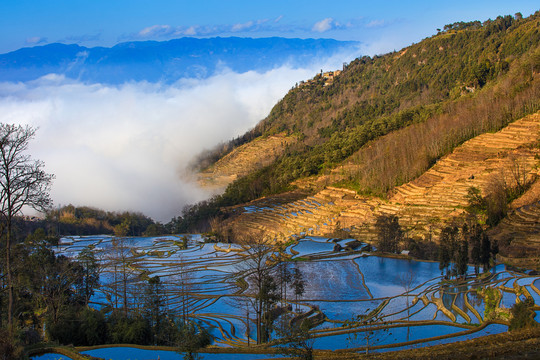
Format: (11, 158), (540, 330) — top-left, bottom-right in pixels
(222, 113), (540, 257)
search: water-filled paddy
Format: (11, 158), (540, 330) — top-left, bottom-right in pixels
(31, 355), (73, 360)
(313, 323), (479, 350)
(53, 234), (539, 355)
(81, 347), (272, 360)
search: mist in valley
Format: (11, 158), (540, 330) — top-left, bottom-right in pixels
(0, 49), (360, 221)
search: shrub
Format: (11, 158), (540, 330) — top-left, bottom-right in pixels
(509, 298), (537, 331)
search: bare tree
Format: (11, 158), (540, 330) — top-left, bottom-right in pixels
(235, 231), (279, 344)
(171, 254), (198, 325)
(509, 155), (529, 194)
(105, 236), (136, 316)
(398, 269), (417, 341)
(0, 124), (54, 333)
(347, 310), (391, 355)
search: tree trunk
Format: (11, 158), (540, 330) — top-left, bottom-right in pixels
(6, 217), (13, 334)
(366, 337), (369, 355)
(123, 268), (128, 317)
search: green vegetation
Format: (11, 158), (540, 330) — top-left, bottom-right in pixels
(375, 215), (403, 253)
(482, 287), (502, 320)
(509, 298), (538, 331)
(176, 321), (213, 360)
(181, 12), (540, 232)
(438, 224), (497, 279)
(45, 205), (160, 236)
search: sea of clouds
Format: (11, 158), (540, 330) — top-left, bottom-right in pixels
(0, 50), (360, 222)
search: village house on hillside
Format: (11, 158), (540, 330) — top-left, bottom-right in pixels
(299, 69), (342, 88)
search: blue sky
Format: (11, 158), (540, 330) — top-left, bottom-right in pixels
(0, 0), (538, 54)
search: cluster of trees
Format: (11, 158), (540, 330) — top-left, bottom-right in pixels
(438, 224), (498, 279)
(37, 201), (232, 238)
(509, 297), (538, 331)
(2, 227), (212, 357)
(438, 14), (523, 34)
(45, 205), (162, 237)
(47, 270), (211, 356)
(2, 232), (94, 345)
(235, 233), (307, 345)
(372, 213), (501, 280)
(466, 156), (535, 227)
(375, 215), (403, 253)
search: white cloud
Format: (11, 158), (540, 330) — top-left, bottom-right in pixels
(312, 18), (334, 32)
(138, 24), (174, 37)
(231, 21), (254, 32)
(184, 26), (198, 36)
(133, 18), (293, 40)
(26, 36), (48, 45)
(0, 64), (334, 221)
(0, 44), (361, 222)
(366, 19), (386, 28)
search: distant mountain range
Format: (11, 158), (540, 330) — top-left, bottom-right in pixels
(0, 37), (359, 84)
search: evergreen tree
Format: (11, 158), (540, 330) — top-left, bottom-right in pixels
(509, 298), (537, 331)
(438, 242), (450, 278)
(456, 239), (469, 278)
(469, 224), (483, 275)
(375, 215), (402, 253)
(480, 233), (492, 271)
(292, 266), (305, 311)
(176, 321), (212, 360)
(144, 275), (166, 345)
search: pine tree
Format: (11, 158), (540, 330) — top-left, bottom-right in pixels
(480, 233), (492, 271)
(456, 240), (469, 278)
(438, 242), (450, 278)
(470, 224), (483, 275)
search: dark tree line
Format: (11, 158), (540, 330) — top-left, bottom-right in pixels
(373, 213), (499, 279)
(375, 215), (403, 253)
(438, 224), (498, 279)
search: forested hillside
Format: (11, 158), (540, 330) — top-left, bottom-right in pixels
(184, 12), (540, 236)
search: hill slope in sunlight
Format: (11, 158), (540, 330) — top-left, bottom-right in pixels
(187, 12), (540, 269)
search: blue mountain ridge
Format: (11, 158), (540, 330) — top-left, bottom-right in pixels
(0, 37), (359, 84)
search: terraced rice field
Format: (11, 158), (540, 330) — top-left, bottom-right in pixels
(46, 234), (540, 357)
(228, 113), (540, 249)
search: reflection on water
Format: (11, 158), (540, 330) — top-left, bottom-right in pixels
(50, 234), (539, 353)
